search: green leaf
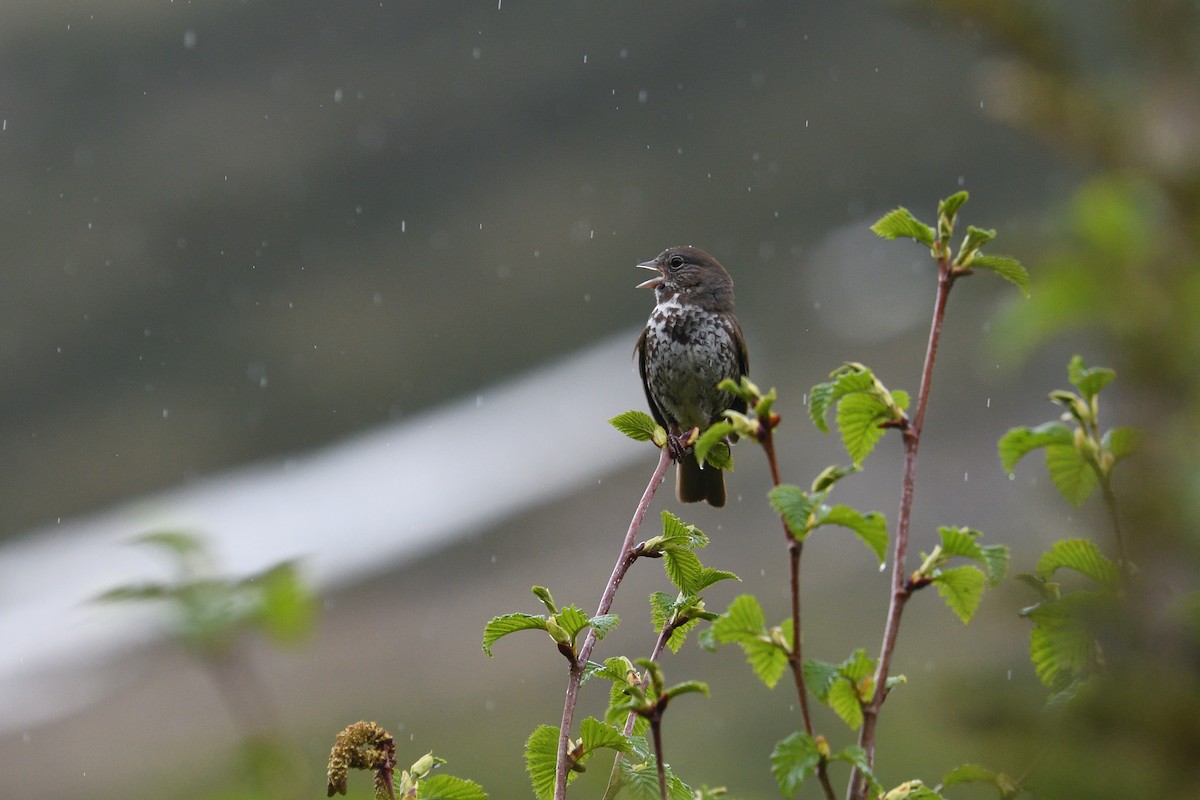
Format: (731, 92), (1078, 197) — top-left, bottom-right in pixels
(828, 679), (865, 730)
(770, 732), (822, 797)
(936, 527), (1008, 585)
(768, 484), (819, 540)
(970, 254), (1030, 296)
(836, 392), (890, 465)
(135, 530), (208, 557)
(617, 758), (692, 800)
(610, 410), (660, 442)
(808, 381), (836, 433)
(818, 505), (888, 563)
(1103, 426), (1141, 462)
(695, 421), (735, 468)
(998, 421), (1073, 474)
(664, 549), (704, 595)
(664, 680), (710, 700)
(95, 583), (171, 603)
(1035, 539), (1120, 590)
(957, 225), (996, 262)
(694, 567), (740, 592)
(938, 191), (970, 238)
(810, 463), (860, 492)
(588, 613), (621, 641)
(524, 725), (565, 800)
(881, 781), (944, 800)
(1067, 355), (1116, 400)
(1045, 443), (1099, 506)
(870, 207), (935, 245)
(710, 595), (789, 687)
(254, 561), (317, 644)
(702, 440), (733, 471)
(418, 774), (489, 800)
(839, 648), (874, 682)
(580, 716), (632, 754)
(934, 565), (987, 623)
(942, 762), (1018, 797)
(802, 659), (840, 701)
(555, 606), (591, 642)
(482, 613), (547, 657)
(660, 511), (708, 549)
(1024, 592), (1106, 690)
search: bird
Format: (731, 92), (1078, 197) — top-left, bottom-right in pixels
(635, 245), (749, 506)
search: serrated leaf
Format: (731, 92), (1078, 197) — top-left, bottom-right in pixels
(617, 758), (692, 800)
(660, 511), (708, 549)
(1045, 443), (1099, 506)
(1067, 355), (1116, 400)
(1025, 593), (1105, 690)
(1103, 426), (1140, 462)
(997, 421), (1073, 474)
(710, 594), (765, 643)
(770, 732), (822, 797)
(839, 648), (874, 682)
(818, 505), (888, 563)
(934, 566), (987, 623)
(610, 410), (660, 442)
(694, 567), (739, 592)
(649, 592), (675, 632)
(580, 716), (632, 754)
(802, 659), (840, 702)
(663, 618), (700, 653)
(664, 549), (704, 595)
(934, 526), (1007, 583)
(695, 421), (735, 468)
(970, 254), (1030, 296)
(555, 606), (590, 642)
(703, 441), (733, 470)
(768, 484), (819, 540)
(808, 381), (836, 433)
(870, 207), (935, 245)
(958, 225), (997, 262)
(710, 596), (792, 685)
(1035, 539), (1120, 590)
(524, 725), (565, 800)
(978, 543), (1010, 586)
(482, 613), (547, 657)
(836, 392), (890, 465)
(891, 389), (910, 411)
(418, 774), (489, 800)
(589, 613), (620, 641)
(828, 679), (865, 730)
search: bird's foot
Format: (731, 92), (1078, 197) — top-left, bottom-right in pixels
(666, 427), (699, 462)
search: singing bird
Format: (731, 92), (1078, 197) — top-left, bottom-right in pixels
(635, 246), (749, 506)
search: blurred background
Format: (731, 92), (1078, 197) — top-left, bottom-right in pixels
(3, 1), (1198, 798)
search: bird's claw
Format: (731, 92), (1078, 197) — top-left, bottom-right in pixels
(666, 428), (699, 462)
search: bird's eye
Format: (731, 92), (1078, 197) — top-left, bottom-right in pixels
(668, 255), (685, 271)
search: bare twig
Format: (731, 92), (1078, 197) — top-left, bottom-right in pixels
(848, 258), (957, 800)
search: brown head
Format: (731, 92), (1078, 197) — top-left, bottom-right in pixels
(636, 245), (735, 313)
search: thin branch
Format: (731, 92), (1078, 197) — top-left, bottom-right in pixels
(762, 428), (837, 800)
(848, 260), (957, 800)
(554, 446), (671, 800)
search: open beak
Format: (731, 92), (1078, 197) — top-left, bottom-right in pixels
(635, 259), (663, 289)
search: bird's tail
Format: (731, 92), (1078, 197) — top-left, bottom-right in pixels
(677, 453), (726, 507)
